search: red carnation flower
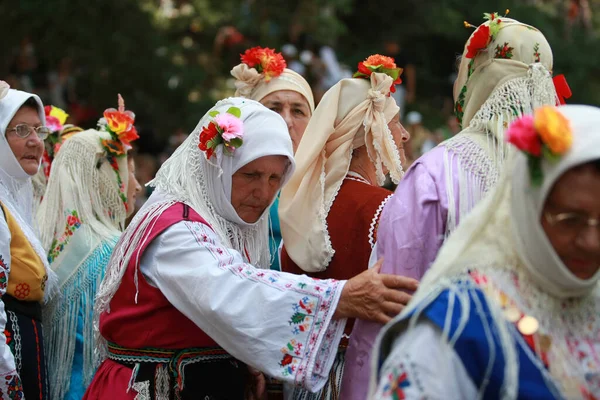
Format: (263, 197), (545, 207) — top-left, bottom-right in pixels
(240, 47), (286, 81)
(198, 122), (219, 159)
(466, 25), (491, 59)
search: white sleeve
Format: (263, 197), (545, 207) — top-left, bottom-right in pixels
(140, 220), (347, 392)
(371, 321), (478, 400)
(0, 213), (24, 395)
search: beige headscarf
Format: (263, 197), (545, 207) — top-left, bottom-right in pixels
(279, 72), (402, 273)
(231, 63), (315, 112)
(454, 17), (554, 134)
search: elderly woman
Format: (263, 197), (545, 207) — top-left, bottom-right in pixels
(84, 97), (409, 399)
(343, 14), (560, 398)
(278, 54), (416, 398)
(40, 96), (141, 399)
(371, 105), (600, 399)
(0, 83), (58, 398)
(232, 47), (315, 270)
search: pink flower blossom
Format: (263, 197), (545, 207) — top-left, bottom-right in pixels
(214, 113), (243, 141)
(506, 115), (541, 156)
(46, 116), (63, 133)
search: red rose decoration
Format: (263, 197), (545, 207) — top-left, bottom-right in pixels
(466, 25), (491, 59)
(506, 115), (541, 156)
(240, 47), (286, 81)
(198, 122), (219, 159)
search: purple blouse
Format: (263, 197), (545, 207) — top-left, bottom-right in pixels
(341, 145), (463, 399)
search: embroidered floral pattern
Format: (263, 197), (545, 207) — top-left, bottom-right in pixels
(184, 220), (344, 387)
(494, 42), (514, 59)
(48, 210), (82, 264)
(0, 266), (7, 292)
(13, 284), (30, 300)
(4, 374), (24, 400)
(382, 364), (412, 400)
(455, 84), (468, 126)
(533, 43), (541, 63)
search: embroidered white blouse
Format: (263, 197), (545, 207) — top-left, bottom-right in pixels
(140, 219), (348, 392)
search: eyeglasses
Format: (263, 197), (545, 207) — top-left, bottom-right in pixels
(6, 124), (50, 140)
(545, 212), (600, 235)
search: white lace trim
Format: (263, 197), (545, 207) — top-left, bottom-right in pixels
(369, 195), (392, 248)
(345, 171), (370, 185)
(132, 380), (150, 400)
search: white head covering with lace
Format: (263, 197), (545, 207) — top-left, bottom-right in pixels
(373, 105), (600, 399)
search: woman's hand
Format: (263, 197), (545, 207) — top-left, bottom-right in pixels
(333, 258), (419, 324)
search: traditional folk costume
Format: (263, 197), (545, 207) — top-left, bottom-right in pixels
(32, 104), (83, 211)
(231, 46), (315, 271)
(342, 16), (561, 399)
(278, 58), (405, 399)
(371, 105), (600, 399)
(0, 87), (58, 398)
(40, 97), (138, 399)
(85, 98), (347, 399)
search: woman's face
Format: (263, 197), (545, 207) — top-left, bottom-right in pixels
(231, 155), (289, 223)
(126, 157), (142, 218)
(388, 112), (410, 166)
(541, 163), (600, 280)
(260, 90), (311, 154)
(5, 106), (44, 176)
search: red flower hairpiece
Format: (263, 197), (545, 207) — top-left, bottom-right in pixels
(240, 47), (286, 82)
(198, 107), (244, 160)
(353, 54), (403, 93)
(98, 94), (140, 212)
(464, 10), (510, 59)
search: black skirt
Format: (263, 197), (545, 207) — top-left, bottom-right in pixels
(4, 294), (48, 400)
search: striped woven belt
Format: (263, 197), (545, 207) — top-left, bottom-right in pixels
(107, 342), (233, 391)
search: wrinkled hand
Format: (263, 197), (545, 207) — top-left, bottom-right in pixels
(245, 366), (267, 400)
(333, 258), (419, 324)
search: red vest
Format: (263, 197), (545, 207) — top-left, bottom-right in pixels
(100, 202), (220, 349)
(281, 179), (391, 343)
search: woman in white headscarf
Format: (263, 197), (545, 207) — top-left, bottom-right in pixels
(0, 83), (58, 398)
(278, 54), (415, 399)
(40, 96), (141, 400)
(343, 14), (560, 398)
(371, 105), (600, 399)
(84, 97), (410, 399)
(231, 46), (316, 271)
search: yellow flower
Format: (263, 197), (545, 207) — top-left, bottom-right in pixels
(48, 106), (69, 125)
(534, 106), (572, 155)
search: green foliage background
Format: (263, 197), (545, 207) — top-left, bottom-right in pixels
(1, 0), (597, 139)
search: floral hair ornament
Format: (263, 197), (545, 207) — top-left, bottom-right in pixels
(463, 10), (510, 59)
(198, 107), (244, 161)
(97, 94), (140, 211)
(353, 54), (403, 93)
(240, 47), (286, 82)
(506, 106), (573, 186)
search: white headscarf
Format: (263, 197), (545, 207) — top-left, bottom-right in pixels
(94, 97), (295, 360)
(0, 88), (57, 302)
(372, 105), (600, 399)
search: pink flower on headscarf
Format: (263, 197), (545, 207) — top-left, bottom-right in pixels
(214, 113), (244, 141)
(506, 115), (541, 156)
